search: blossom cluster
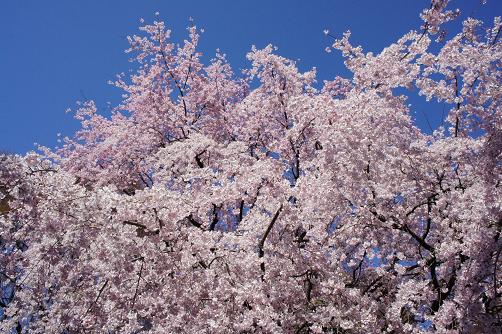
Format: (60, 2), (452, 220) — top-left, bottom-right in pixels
(1, 1), (501, 333)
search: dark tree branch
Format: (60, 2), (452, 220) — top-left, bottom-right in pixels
(209, 203), (220, 231)
(83, 279), (109, 318)
(132, 258), (145, 308)
(258, 204), (284, 277)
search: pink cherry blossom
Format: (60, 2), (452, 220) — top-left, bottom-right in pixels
(1, 2), (501, 333)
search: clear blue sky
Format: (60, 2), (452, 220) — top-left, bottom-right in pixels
(1, 0), (500, 154)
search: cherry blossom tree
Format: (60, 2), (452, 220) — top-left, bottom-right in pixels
(1, 1), (501, 333)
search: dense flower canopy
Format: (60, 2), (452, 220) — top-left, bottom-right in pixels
(1, 1), (501, 333)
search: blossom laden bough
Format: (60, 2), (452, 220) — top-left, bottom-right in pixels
(1, 1), (501, 333)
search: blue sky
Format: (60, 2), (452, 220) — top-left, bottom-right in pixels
(1, 0), (500, 154)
